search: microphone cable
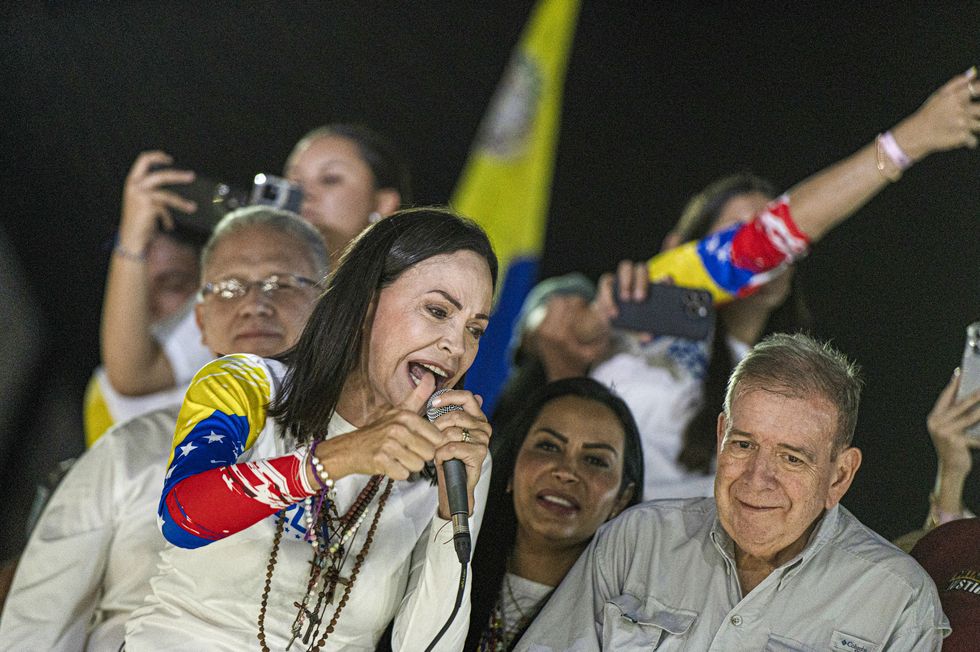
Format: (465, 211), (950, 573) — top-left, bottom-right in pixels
(423, 560), (467, 652)
(422, 388), (472, 651)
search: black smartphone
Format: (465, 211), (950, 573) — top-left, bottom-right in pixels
(147, 163), (248, 233)
(610, 282), (715, 341)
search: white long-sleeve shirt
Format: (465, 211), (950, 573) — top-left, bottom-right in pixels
(0, 407), (180, 651)
(126, 355), (489, 651)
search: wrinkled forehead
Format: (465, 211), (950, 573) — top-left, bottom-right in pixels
(205, 226), (318, 279)
(728, 384), (841, 450)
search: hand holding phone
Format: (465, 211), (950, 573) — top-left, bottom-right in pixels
(146, 161), (248, 233)
(609, 281), (714, 341)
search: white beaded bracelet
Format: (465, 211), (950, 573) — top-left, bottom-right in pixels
(308, 441), (334, 490)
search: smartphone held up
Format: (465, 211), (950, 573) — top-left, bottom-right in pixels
(610, 282), (715, 341)
(957, 321), (980, 439)
(148, 162), (303, 233)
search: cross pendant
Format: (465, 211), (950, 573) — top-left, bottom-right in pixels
(324, 569), (350, 604)
(301, 605), (321, 645)
(287, 601), (318, 650)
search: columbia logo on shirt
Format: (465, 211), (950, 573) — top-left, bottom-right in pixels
(830, 631), (880, 652)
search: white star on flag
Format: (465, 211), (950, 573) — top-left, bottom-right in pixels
(179, 441), (198, 457)
(205, 431), (225, 443)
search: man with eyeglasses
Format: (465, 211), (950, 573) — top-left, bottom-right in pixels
(0, 207), (328, 651)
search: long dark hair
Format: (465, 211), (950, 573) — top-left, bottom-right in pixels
(269, 207), (497, 441)
(674, 174), (813, 472)
(465, 377), (644, 651)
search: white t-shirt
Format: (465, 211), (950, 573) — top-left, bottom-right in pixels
(591, 334), (749, 501)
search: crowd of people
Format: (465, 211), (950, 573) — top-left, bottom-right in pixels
(0, 68), (977, 651)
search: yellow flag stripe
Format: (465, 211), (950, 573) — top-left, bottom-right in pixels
(451, 0), (582, 274)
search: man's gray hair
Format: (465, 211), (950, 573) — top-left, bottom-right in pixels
(723, 332), (863, 452)
(201, 206), (329, 280)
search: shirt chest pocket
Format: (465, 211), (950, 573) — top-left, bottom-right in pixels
(765, 630), (881, 652)
(764, 634), (820, 652)
(601, 593), (697, 650)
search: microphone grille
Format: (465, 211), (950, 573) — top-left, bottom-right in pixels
(425, 388), (463, 421)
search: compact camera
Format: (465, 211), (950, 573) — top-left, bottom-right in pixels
(249, 173), (302, 214)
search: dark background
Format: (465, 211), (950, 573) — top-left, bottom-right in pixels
(1, 2), (978, 559)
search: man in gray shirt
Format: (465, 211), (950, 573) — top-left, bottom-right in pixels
(516, 333), (949, 651)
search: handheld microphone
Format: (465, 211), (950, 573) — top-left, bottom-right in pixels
(425, 388), (471, 564)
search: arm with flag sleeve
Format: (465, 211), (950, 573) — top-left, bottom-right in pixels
(515, 68), (980, 381)
(158, 354), (317, 549)
(646, 67), (980, 303)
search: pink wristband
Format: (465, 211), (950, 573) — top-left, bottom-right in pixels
(879, 131), (913, 171)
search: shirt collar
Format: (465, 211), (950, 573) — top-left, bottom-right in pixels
(709, 503), (842, 582)
(328, 411), (357, 438)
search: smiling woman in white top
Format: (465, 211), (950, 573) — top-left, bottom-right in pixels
(463, 377), (644, 652)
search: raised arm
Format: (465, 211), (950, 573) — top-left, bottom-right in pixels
(100, 151), (196, 395)
(924, 370), (980, 528)
(515, 70), (980, 380)
(788, 68), (979, 241)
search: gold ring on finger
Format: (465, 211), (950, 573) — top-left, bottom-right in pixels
(461, 429), (472, 443)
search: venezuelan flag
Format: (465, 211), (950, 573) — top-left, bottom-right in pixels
(454, 0), (581, 412)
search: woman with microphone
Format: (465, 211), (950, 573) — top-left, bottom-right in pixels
(126, 207), (497, 651)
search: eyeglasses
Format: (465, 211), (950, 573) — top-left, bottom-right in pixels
(199, 274), (317, 301)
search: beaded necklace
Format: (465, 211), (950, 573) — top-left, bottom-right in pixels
(476, 574), (552, 652)
(257, 473), (393, 652)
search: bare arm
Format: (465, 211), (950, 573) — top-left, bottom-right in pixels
(788, 68), (980, 242)
(523, 70), (980, 378)
(100, 151), (196, 395)
(925, 371), (980, 527)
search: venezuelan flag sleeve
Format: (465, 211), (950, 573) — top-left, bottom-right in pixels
(159, 354), (314, 549)
(453, 0), (581, 413)
(647, 197), (811, 304)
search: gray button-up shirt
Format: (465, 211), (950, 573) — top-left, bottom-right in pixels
(515, 498), (949, 651)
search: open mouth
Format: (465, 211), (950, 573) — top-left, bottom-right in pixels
(537, 491), (580, 515)
(409, 361), (450, 389)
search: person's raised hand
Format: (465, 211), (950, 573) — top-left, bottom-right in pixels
(927, 369), (980, 480)
(595, 259), (657, 342)
(314, 373), (444, 482)
(895, 67), (980, 160)
(118, 151), (197, 253)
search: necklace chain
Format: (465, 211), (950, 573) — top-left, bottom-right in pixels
(477, 574), (554, 652)
(257, 474), (392, 652)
